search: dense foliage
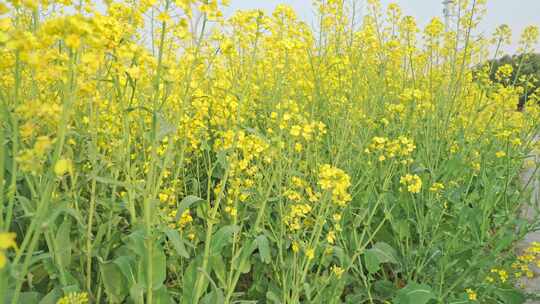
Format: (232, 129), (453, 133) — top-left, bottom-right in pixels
(1, 0), (540, 303)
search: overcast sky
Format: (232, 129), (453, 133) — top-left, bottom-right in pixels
(225, 0), (540, 55)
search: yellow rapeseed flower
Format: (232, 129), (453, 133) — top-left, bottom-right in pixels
(65, 34), (81, 49)
(466, 288), (477, 301)
(400, 174), (422, 193)
(0, 232), (17, 249)
(57, 292), (89, 304)
(331, 265), (345, 278)
(54, 158), (72, 176)
(306, 248), (315, 260)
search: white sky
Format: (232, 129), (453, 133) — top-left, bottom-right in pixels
(225, 0), (540, 55)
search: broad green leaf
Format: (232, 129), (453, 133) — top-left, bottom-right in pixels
(113, 256), (136, 284)
(100, 262), (129, 303)
(56, 217), (72, 268)
(370, 242), (398, 264)
(165, 228), (189, 258)
(266, 291), (281, 304)
(210, 225), (240, 256)
(303, 283), (312, 301)
(39, 288), (62, 304)
(176, 195), (205, 222)
(129, 283), (145, 304)
(61, 285), (80, 295)
(181, 257), (208, 303)
(153, 286), (173, 304)
(364, 250), (381, 274)
(394, 283), (436, 304)
(42, 206), (81, 228)
(126, 230), (146, 257)
(256, 235), (271, 264)
(374, 280), (397, 298)
(201, 289), (225, 304)
(140, 242), (167, 290)
(16, 292), (41, 304)
(495, 288), (526, 304)
(494, 232), (515, 253)
(209, 255), (227, 287)
(232, 239), (258, 273)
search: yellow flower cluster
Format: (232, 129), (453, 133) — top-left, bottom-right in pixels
(486, 268), (508, 283)
(317, 164), (352, 207)
(466, 288), (477, 301)
(15, 136), (53, 174)
(284, 203), (312, 231)
(495, 64), (513, 82)
(0, 232), (17, 269)
(512, 242), (540, 279)
(331, 265), (345, 278)
(365, 136), (415, 163)
(56, 292), (89, 304)
(400, 174), (422, 193)
(486, 243), (540, 286)
(214, 130), (271, 217)
(429, 182), (444, 193)
(167, 210), (193, 230)
(269, 101), (327, 154)
(54, 158), (73, 176)
(399, 88), (429, 102)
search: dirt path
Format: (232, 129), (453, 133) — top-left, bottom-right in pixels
(518, 144), (540, 302)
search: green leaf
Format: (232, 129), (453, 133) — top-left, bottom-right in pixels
(16, 292), (41, 304)
(42, 206), (81, 228)
(181, 257), (208, 303)
(176, 195), (204, 222)
(210, 225), (240, 256)
(209, 255), (227, 287)
(165, 229), (189, 259)
(494, 288), (525, 304)
(56, 217), (72, 268)
(364, 242), (399, 274)
(256, 235), (271, 264)
(61, 285), (80, 295)
(129, 283), (145, 304)
(100, 262), (129, 303)
(140, 242), (167, 290)
(266, 291), (281, 304)
(374, 280), (397, 298)
(153, 286), (173, 304)
(126, 230), (146, 257)
(394, 283), (436, 304)
(364, 250), (381, 274)
(370, 242), (398, 264)
(494, 232), (515, 253)
(232, 238), (258, 274)
(39, 288), (62, 304)
(200, 289), (225, 304)
(395, 220), (410, 239)
(113, 256), (136, 284)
